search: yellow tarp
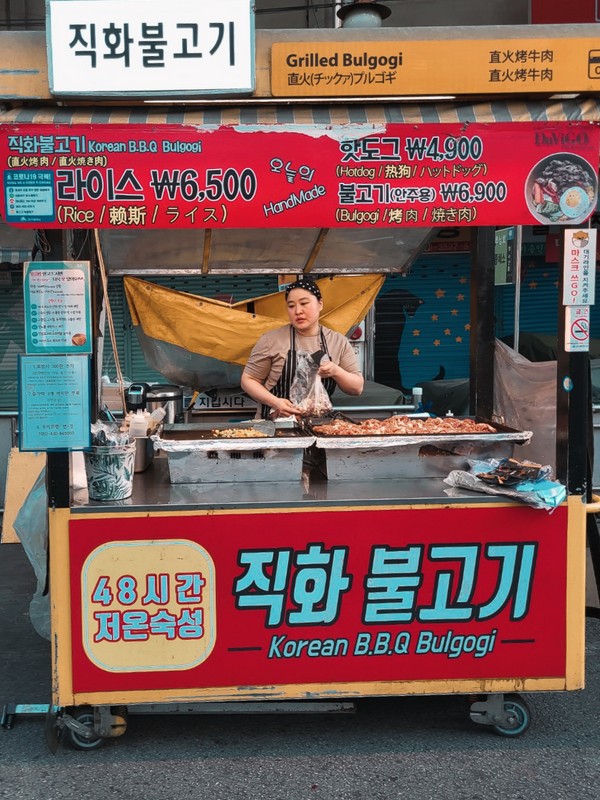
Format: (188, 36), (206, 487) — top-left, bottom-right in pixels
(124, 275), (385, 367)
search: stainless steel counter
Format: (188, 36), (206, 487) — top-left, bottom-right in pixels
(71, 457), (501, 514)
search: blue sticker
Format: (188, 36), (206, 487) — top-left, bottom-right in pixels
(563, 377), (573, 392)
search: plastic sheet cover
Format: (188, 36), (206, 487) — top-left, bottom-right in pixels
(12, 469), (50, 641)
(494, 338), (557, 471)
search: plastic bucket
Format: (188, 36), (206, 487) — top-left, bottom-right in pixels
(84, 442), (136, 501)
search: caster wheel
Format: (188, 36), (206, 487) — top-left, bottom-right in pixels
(491, 694), (531, 737)
(61, 706), (105, 751)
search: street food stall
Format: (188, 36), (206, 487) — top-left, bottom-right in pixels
(1, 109), (598, 749)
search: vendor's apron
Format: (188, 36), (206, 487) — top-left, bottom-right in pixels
(260, 326), (336, 420)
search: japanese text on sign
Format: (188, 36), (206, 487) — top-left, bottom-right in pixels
(2, 122), (598, 229)
(271, 38), (600, 97)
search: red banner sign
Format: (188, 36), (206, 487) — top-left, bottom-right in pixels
(1, 122), (598, 229)
(69, 505), (568, 695)
(531, 0), (599, 22)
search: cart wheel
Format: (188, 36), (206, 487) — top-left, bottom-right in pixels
(491, 694), (531, 737)
(61, 706), (105, 751)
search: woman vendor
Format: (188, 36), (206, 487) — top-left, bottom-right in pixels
(241, 278), (364, 419)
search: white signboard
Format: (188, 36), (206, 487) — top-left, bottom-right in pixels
(46, 0), (255, 96)
(562, 228), (597, 306)
(564, 305), (591, 352)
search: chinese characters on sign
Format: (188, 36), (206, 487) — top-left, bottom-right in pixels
(1, 122), (598, 229)
(271, 39), (600, 97)
(47, 0), (254, 95)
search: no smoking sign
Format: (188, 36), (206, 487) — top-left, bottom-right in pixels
(565, 305), (590, 352)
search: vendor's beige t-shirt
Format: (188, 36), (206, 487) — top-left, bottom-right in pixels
(243, 325), (361, 391)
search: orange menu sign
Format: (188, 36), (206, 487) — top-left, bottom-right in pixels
(271, 39), (600, 97)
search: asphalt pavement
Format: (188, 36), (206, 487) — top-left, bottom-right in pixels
(2, 540), (600, 800)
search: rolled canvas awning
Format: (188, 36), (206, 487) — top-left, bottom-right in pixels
(123, 273), (384, 390)
(1, 97), (599, 126)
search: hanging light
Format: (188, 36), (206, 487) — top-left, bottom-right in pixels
(336, 0), (391, 28)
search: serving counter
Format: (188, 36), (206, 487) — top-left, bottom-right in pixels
(72, 457), (500, 511)
(47, 453), (586, 746)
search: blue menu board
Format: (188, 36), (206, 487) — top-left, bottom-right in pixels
(23, 261), (92, 354)
(19, 355), (91, 451)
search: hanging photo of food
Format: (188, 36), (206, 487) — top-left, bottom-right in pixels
(525, 153), (598, 225)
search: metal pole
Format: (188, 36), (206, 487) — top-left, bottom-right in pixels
(555, 227), (588, 495)
(469, 228), (495, 419)
(333, 0), (344, 27)
(513, 225), (522, 355)
(42, 229), (71, 509)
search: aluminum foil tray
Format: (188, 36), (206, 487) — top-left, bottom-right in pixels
(307, 415), (532, 449)
(307, 415), (532, 482)
(152, 422), (315, 484)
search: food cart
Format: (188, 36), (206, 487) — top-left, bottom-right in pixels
(1, 110), (597, 749)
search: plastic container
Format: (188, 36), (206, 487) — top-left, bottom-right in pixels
(128, 410), (149, 438)
(84, 441), (136, 501)
(147, 405), (167, 432)
(412, 386), (423, 412)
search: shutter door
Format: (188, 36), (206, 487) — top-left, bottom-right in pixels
(0, 271), (24, 411)
(374, 255), (471, 394)
(496, 261), (560, 340)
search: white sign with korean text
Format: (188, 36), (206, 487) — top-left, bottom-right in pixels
(562, 228), (597, 306)
(47, 0), (255, 96)
(565, 305), (590, 352)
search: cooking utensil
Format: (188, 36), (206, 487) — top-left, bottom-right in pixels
(160, 419), (277, 440)
(186, 390), (200, 413)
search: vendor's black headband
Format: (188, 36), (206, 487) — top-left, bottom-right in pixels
(285, 279), (322, 302)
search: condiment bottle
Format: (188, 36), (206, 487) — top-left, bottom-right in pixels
(147, 406), (167, 433)
(412, 386), (423, 412)
(129, 410), (148, 438)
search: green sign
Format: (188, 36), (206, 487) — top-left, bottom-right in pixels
(494, 227), (515, 285)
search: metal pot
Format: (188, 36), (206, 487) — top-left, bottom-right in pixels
(146, 384), (184, 424)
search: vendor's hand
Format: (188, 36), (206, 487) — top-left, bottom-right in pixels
(318, 360), (340, 380)
(273, 398), (302, 418)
